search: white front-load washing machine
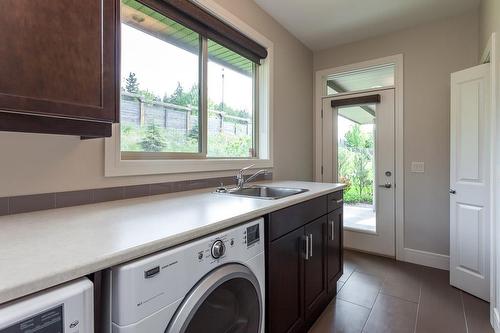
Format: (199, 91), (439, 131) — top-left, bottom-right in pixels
(111, 218), (265, 333)
(0, 278), (94, 333)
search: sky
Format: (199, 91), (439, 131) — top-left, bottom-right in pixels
(121, 24), (253, 114)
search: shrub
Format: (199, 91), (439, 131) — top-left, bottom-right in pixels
(207, 132), (252, 157)
(339, 124), (374, 205)
(139, 123), (167, 152)
(121, 123), (251, 157)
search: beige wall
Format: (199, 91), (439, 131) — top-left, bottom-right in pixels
(479, 0), (500, 53)
(211, 0), (314, 182)
(0, 0), (313, 197)
(314, 12), (479, 256)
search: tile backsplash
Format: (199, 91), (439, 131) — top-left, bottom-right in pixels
(0, 173), (272, 216)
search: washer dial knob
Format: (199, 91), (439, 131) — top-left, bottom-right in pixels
(211, 240), (225, 259)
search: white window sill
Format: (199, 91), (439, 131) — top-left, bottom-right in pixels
(105, 156), (273, 177)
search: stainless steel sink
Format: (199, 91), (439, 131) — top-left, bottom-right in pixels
(221, 185), (309, 200)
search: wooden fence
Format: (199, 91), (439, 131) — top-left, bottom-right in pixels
(120, 92), (252, 135)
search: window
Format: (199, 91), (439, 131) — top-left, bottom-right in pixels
(337, 105), (376, 232)
(326, 64), (395, 95)
(120, 1), (201, 156)
(207, 40), (256, 158)
(119, 0), (264, 160)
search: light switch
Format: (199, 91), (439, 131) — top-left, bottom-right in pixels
(411, 162), (425, 173)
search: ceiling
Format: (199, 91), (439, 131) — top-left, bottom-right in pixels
(253, 0), (479, 51)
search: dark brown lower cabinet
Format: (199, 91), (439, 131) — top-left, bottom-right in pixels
(268, 228), (305, 333)
(266, 191), (343, 333)
(327, 209), (343, 297)
(304, 216), (328, 326)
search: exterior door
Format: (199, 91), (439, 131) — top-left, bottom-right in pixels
(322, 89), (395, 257)
(450, 63), (491, 301)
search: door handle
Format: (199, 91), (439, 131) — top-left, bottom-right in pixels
(309, 234), (313, 258)
(303, 235), (309, 260)
(449, 189), (456, 194)
(378, 183), (392, 189)
(330, 221), (335, 241)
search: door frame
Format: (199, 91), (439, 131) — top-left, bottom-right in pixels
(482, 33), (500, 332)
(313, 54), (404, 260)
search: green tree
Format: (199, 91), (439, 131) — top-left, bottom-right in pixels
(164, 82), (199, 108)
(125, 72), (139, 93)
(344, 124), (374, 202)
(208, 100), (250, 119)
(139, 89), (161, 103)
(188, 122), (199, 140)
(140, 123), (166, 152)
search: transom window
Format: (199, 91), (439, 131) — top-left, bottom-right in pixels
(119, 0), (261, 160)
(326, 64), (395, 95)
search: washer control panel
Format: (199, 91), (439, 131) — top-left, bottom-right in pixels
(211, 239), (226, 259)
(196, 219), (263, 264)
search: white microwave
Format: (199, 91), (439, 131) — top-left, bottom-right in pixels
(0, 278), (93, 333)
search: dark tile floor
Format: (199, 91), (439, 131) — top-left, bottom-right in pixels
(309, 250), (493, 333)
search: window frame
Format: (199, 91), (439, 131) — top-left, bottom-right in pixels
(105, 0), (273, 177)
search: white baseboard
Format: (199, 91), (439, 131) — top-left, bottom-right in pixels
(492, 307), (500, 332)
(401, 247), (450, 270)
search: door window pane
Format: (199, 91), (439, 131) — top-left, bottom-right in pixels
(338, 105), (376, 232)
(120, 0), (200, 153)
(207, 40), (255, 158)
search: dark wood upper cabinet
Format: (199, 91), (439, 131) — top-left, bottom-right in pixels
(0, 0), (117, 137)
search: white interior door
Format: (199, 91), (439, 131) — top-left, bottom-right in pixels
(322, 89), (395, 257)
(450, 63), (491, 301)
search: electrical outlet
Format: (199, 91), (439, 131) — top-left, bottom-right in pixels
(411, 162), (425, 173)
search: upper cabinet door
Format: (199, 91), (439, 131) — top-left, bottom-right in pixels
(0, 0), (117, 122)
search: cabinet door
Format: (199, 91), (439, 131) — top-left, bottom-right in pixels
(327, 209), (343, 296)
(0, 0), (116, 122)
(268, 228), (305, 333)
(304, 216), (328, 325)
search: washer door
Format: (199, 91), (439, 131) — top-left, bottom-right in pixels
(166, 264), (262, 333)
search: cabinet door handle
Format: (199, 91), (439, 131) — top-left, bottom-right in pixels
(303, 235), (309, 260)
(309, 234), (313, 258)
(335, 199), (343, 205)
(330, 220), (335, 240)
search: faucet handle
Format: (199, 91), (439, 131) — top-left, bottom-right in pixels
(238, 164), (255, 174)
(237, 164), (255, 179)
(236, 164), (255, 188)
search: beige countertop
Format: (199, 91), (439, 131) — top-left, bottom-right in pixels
(0, 181), (343, 304)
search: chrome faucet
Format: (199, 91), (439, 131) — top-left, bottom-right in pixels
(236, 164), (269, 190)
